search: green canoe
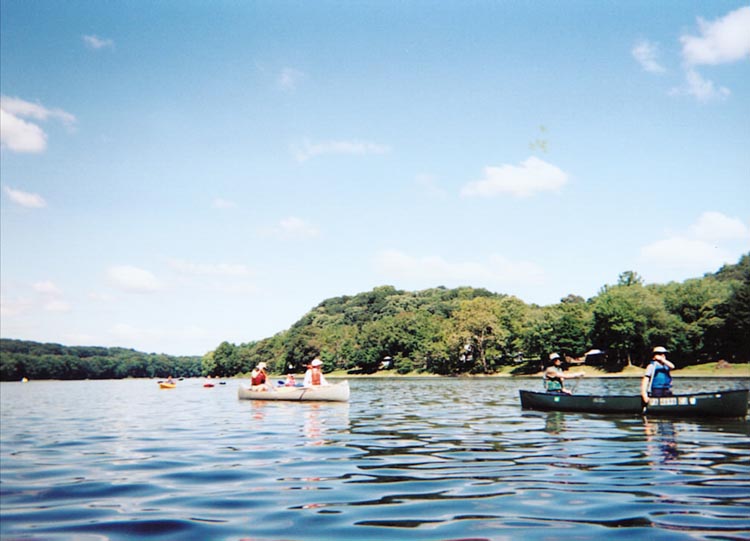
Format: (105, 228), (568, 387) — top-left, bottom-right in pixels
(519, 389), (748, 418)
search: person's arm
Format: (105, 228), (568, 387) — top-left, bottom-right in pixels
(641, 374), (650, 403)
(662, 359), (675, 370)
(303, 370), (312, 387)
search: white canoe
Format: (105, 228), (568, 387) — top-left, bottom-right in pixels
(237, 381), (350, 402)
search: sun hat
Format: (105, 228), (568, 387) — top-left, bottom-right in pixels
(311, 358), (323, 367)
(257, 362), (268, 369)
(652, 346), (668, 354)
(549, 353), (561, 361)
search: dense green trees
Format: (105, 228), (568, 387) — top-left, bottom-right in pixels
(2, 254), (748, 380)
(223, 254), (748, 376)
(0, 340), (201, 381)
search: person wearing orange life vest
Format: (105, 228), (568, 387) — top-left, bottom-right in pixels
(250, 362), (270, 391)
(303, 357), (329, 387)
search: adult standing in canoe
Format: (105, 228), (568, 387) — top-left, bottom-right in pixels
(641, 346), (675, 404)
(544, 353), (583, 394)
(250, 362), (270, 391)
(303, 357), (329, 387)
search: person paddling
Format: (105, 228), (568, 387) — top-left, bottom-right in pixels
(544, 353), (583, 394)
(641, 346), (675, 405)
(303, 357), (329, 387)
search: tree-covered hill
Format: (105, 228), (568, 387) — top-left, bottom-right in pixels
(0, 340), (201, 381)
(204, 254), (750, 377)
(3, 254), (748, 380)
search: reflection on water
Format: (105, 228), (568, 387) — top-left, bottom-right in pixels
(1, 377), (748, 541)
(644, 418), (679, 463)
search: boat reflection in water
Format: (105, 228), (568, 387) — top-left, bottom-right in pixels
(644, 418), (679, 463)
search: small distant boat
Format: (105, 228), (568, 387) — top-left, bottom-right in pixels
(238, 381), (350, 402)
(159, 382), (176, 389)
(519, 389), (748, 418)
(203, 383), (215, 388)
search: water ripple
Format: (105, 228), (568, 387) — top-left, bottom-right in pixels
(1, 377), (748, 541)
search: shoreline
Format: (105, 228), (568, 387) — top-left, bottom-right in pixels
(324, 362), (750, 380)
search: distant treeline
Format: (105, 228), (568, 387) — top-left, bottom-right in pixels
(203, 254), (750, 377)
(2, 254), (748, 381)
(0, 341), (201, 381)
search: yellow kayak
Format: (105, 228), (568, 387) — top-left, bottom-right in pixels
(159, 382), (176, 389)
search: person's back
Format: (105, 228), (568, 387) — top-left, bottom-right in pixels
(251, 362), (269, 389)
(303, 357), (328, 386)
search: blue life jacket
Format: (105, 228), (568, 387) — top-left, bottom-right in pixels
(649, 362), (672, 391)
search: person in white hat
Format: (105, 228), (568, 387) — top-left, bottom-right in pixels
(303, 357), (329, 387)
(250, 361), (270, 391)
(543, 352), (583, 394)
(641, 346), (675, 404)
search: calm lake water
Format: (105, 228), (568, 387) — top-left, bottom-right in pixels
(1, 377), (749, 541)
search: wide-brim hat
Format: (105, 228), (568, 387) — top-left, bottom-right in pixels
(652, 346), (668, 354)
(549, 353), (561, 361)
(311, 359), (323, 367)
(257, 362), (268, 369)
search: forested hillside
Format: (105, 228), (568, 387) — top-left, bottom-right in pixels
(2, 254), (748, 380)
(0, 341), (201, 381)
(204, 254), (750, 377)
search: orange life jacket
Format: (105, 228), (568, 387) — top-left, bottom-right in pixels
(251, 371), (266, 386)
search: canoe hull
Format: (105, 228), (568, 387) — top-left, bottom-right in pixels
(238, 381), (350, 402)
(519, 389), (748, 418)
(159, 383), (176, 389)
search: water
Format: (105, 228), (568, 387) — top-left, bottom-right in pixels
(1, 377), (748, 541)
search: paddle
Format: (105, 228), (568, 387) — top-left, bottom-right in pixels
(569, 374), (583, 394)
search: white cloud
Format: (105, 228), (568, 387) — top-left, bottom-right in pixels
(278, 67), (305, 91)
(374, 250), (545, 288)
(168, 259), (252, 277)
(3, 186), (47, 208)
(107, 265), (161, 293)
(259, 216), (320, 240)
(279, 216), (320, 238)
(0, 296), (32, 317)
(670, 7), (750, 102)
(680, 6), (750, 66)
(0, 109), (47, 152)
(640, 237), (730, 272)
(292, 139), (391, 162)
(670, 68), (730, 101)
(461, 156), (568, 198)
(88, 292), (115, 302)
(640, 212), (749, 277)
(44, 300), (71, 313)
(0, 96), (76, 153)
(691, 211), (750, 241)
(33, 281), (62, 295)
(212, 197), (237, 209)
(632, 39), (666, 73)
(1, 96), (76, 125)
(83, 34), (114, 50)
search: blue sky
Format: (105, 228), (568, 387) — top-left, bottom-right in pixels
(2, 1), (749, 355)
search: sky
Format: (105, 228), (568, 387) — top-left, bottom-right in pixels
(1, 1), (749, 356)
